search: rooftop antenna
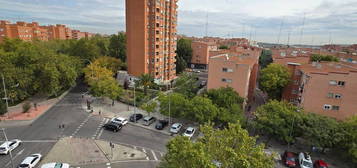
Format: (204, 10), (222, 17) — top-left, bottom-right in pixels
(298, 13), (306, 45)
(328, 32), (332, 45)
(277, 17), (285, 45)
(205, 12), (208, 37)
(287, 29), (291, 47)
(249, 26), (253, 42)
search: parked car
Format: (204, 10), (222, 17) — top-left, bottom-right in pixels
(314, 160), (328, 168)
(282, 151), (297, 167)
(155, 120), (169, 130)
(299, 152), (313, 168)
(103, 122), (123, 132)
(143, 116), (156, 126)
(200, 80), (207, 88)
(170, 123), (183, 134)
(18, 153), (42, 168)
(183, 127), (196, 139)
(0, 139), (22, 155)
(41, 163), (70, 168)
(129, 113), (143, 122)
(111, 117), (128, 126)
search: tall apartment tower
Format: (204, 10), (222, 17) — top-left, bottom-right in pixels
(126, 0), (178, 83)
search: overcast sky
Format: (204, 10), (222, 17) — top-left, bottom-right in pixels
(0, 0), (356, 45)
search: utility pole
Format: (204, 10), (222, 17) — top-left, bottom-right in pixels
(2, 74), (9, 119)
(133, 83), (136, 122)
(1, 128), (15, 168)
(168, 93), (171, 126)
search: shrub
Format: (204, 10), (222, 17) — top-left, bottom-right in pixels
(22, 101), (32, 113)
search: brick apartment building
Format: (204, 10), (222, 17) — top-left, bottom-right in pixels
(282, 62), (357, 120)
(191, 41), (218, 69)
(207, 48), (260, 103)
(0, 20), (94, 42)
(126, 0), (178, 83)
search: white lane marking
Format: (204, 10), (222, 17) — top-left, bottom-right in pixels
(106, 163), (111, 166)
(96, 128), (104, 139)
(160, 152), (164, 157)
(146, 156), (149, 160)
(93, 118), (106, 139)
(142, 148), (146, 153)
(151, 150), (158, 161)
(71, 115), (91, 137)
(111, 160), (160, 163)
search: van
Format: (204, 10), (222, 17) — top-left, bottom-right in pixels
(143, 116), (156, 126)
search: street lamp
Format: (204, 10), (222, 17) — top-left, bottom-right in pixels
(1, 74), (18, 119)
(1, 128), (15, 168)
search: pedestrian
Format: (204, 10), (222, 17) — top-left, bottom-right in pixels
(99, 110), (101, 115)
(34, 102), (38, 111)
(62, 124), (65, 128)
(59, 124), (61, 129)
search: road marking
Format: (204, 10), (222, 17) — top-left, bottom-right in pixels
(111, 159), (160, 163)
(96, 128), (104, 139)
(160, 152), (164, 157)
(71, 115), (91, 137)
(151, 150), (158, 161)
(142, 148), (146, 153)
(93, 118), (106, 139)
(0, 140), (58, 143)
(106, 163), (111, 166)
(133, 146), (137, 149)
(146, 156), (149, 160)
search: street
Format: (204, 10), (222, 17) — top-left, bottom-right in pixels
(0, 85), (172, 168)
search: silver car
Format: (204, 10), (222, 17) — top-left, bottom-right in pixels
(170, 123), (183, 134)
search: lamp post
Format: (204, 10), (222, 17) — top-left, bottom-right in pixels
(133, 82), (136, 122)
(1, 128), (15, 168)
(1, 74), (9, 118)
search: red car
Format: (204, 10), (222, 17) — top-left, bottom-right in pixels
(314, 160), (328, 168)
(282, 151), (297, 167)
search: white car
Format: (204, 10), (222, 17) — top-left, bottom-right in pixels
(41, 162), (70, 168)
(0, 139), (22, 155)
(19, 153), (42, 168)
(183, 127), (196, 139)
(111, 117), (128, 126)
(298, 152), (313, 168)
(170, 123), (182, 134)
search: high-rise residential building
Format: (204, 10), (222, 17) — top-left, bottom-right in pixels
(126, 0), (178, 83)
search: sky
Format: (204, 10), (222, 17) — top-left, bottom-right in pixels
(0, 0), (356, 45)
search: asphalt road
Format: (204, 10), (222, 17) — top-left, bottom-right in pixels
(0, 84), (172, 168)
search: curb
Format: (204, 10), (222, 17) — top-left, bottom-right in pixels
(0, 87), (73, 127)
(127, 122), (172, 136)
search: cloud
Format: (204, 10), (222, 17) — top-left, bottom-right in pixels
(0, 0), (356, 44)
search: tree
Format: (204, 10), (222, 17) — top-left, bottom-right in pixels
(136, 74), (154, 95)
(68, 38), (101, 60)
(109, 32), (126, 62)
(340, 116), (357, 164)
(141, 102), (158, 117)
(254, 100), (303, 144)
(218, 45), (229, 50)
(206, 87), (245, 125)
(90, 77), (123, 102)
(174, 72), (198, 98)
(189, 96), (219, 124)
(259, 49), (273, 68)
(259, 63), (291, 100)
(310, 54), (339, 62)
(158, 93), (191, 118)
(93, 56), (123, 73)
(0, 100), (6, 115)
(300, 113), (343, 152)
(160, 123), (274, 168)
(176, 38), (192, 74)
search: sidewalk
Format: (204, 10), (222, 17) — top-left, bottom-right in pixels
(0, 89), (71, 125)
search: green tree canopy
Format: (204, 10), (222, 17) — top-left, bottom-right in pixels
(109, 32), (126, 62)
(190, 96), (219, 124)
(310, 54), (339, 62)
(173, 72), (198, 98)
(136, 74), (154, 95)
(218, 45), (229, 50)
(176, 38), (192, 74)
(161, 123), (274, 168)
(259, 63), (291, 100)
(340, 116), (357, 164)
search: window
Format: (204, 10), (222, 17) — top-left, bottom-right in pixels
(221, 78), (232, 83)
(329, 80), (337, 85)
(338, 81), (345, 86)
(334, 94), (342, 99)
(327, 93), (334, 98)
(332, 106), (340, 111)
(222, 68), (233, 72)
(323, 104), (332, 110)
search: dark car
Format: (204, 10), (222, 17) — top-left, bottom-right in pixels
(282, 151), (297, 167)
(314, 160), (328, 168)
(155, 120), (169, 130)
(129, 113), (143, 122)
(200, 80), (207, 88)
(103, 122), (122, 132)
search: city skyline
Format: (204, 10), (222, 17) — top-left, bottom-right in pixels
(0, 0), (356, 44)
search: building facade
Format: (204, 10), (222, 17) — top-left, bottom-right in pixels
(207, 52), (259, 103)
(191, 41), (218, 69)
(126, 0), (178, 83)
(0, 20), (94, 42)
(283, 62), (357, 120)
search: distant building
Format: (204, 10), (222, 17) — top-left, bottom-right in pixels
(0, 20), (94, 42)
(207, 52), (259, 103)
(282, 62), (357, 120)
(191, 41), (218, 69)
(126, 0), (178, 83)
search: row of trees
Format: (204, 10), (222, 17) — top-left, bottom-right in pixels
(160, 123), (275, 168)
(157, 87), (245, 125)
(0, 39), (81, 107)
(254, 100), (357, 165)
(310, 54), (339, 62)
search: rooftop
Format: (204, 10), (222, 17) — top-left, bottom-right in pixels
(299, 62), (357, 75)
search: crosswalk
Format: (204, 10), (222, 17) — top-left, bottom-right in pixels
(92, 118), (108, 139)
